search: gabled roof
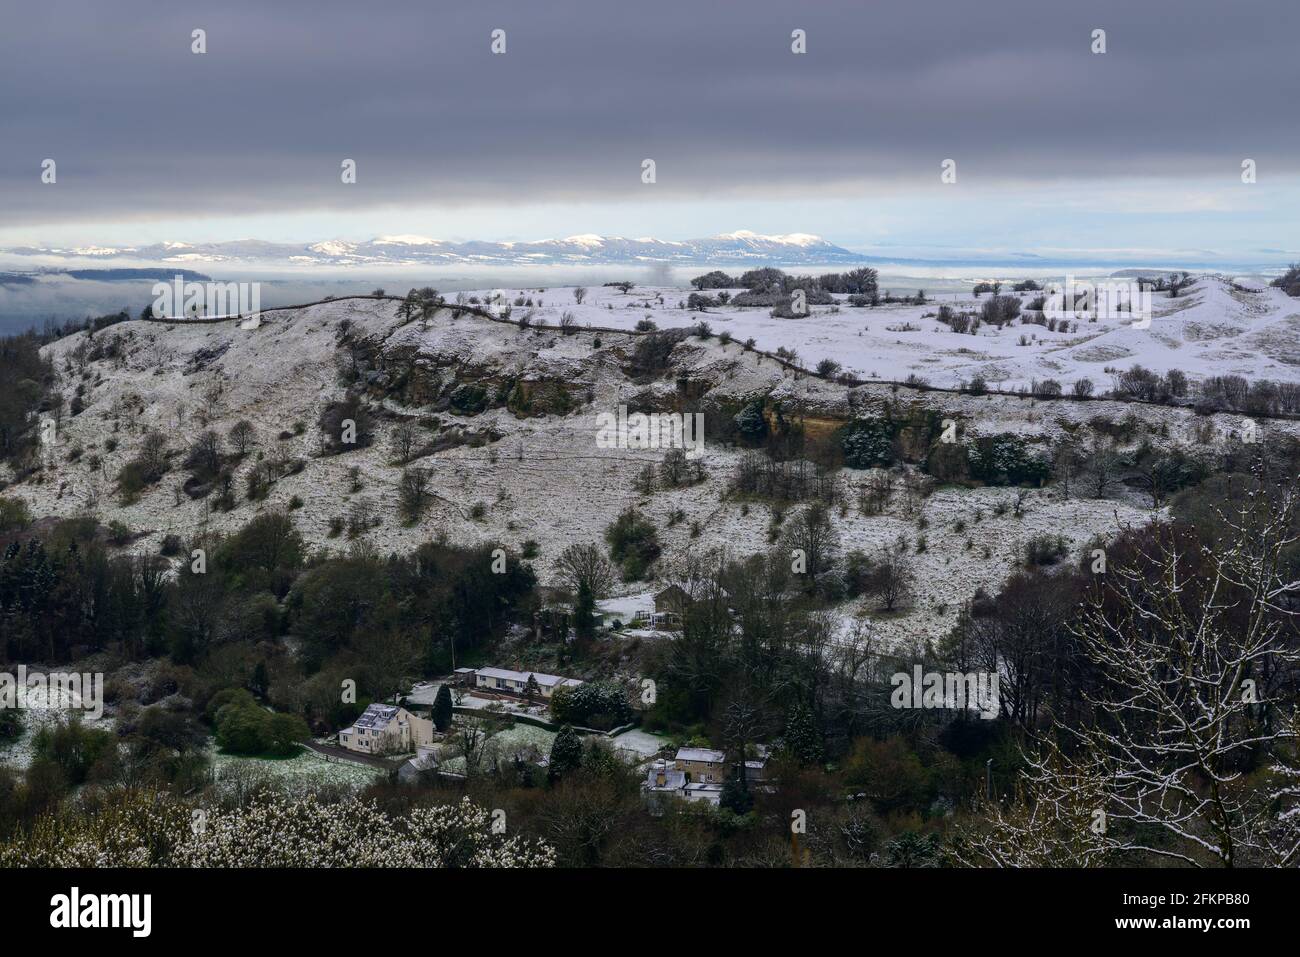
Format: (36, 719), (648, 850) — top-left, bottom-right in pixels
(655, 584), (691, 600)
(676, 747), (726, 764)
(645, 768), (687, 791)
(644, 759), (686, 791)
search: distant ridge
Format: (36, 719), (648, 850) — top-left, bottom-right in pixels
(3, 232), (867, 268)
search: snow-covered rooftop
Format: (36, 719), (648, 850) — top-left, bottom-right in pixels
(676, 747), (727, 764)
(475, 667), (581, 688)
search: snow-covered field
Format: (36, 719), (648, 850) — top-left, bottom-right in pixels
(438, 722), (556, 774)
(453, 275), (1300, 392)
(610, 728), (669, 760)
(209, 744), (383, 794)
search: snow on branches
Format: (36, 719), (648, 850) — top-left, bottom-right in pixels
(960, 476), (1300, 867)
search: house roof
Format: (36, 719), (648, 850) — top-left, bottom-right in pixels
(644, 759), (687, 791)
(646, 770), (687, 791)
(655, 581), (731, 602)
(408, 751), (439, 771)
(475, 667), (581, 688)
(676, 747), (726, 764)
(352, 703), (402, 731)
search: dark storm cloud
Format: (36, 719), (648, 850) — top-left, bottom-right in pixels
(1, 0), (1296, 226)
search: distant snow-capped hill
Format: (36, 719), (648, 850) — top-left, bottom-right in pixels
(3, 232), (867, 268)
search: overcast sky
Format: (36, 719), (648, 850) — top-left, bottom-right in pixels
(2, 0), (1297, 261)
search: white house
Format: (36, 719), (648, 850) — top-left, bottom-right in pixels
(339, 704), (433, 755)
(472, 667), (582, 699)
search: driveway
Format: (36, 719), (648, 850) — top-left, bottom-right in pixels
(302, 739), (403, 770)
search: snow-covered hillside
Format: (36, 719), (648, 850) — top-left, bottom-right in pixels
(8, 286), (1296, 649)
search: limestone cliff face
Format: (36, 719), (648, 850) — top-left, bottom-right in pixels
(348, 328), (595, 418)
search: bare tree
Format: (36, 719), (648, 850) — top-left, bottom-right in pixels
(869, 537), (915, 612)
(953, 761), (1117, 867)
(572, 287), (588, 305)
(721, 684), (771, 802)
(390, 421), (419, 464)
(136, 431), (169, 481)
(1052, 437), (1082, 499)
(976, 493), (1300, 866)
(781, 501), (840, 588)
(355, 626), (422, 708)
(556, 543), (615, 599)
(454, 714), (503, 779)
(397, 467), (433, 524)
(1131, 451), (1184, 508)
(948, 569), (1076, 735)
(538, 776), (628, 866)
(825, 617), (887, 739)
(1082, 434), (1121, 499)
(196, 380), (224, 426)
(228, 420), (255, 456)
(185, 429), (223, 479)
(169, 562), (226, 660)
(347, 498), (378, 537)
(859, 472), (893, 516)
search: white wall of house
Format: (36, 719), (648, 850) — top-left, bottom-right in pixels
(339, 707), (433, 755)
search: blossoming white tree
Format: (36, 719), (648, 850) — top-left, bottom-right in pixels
(2, 793), (555, 868)
(178, 794), (555, 868)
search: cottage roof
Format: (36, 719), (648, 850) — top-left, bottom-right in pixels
(645, 760), (687, 791)
(676, 747), (726, 764)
